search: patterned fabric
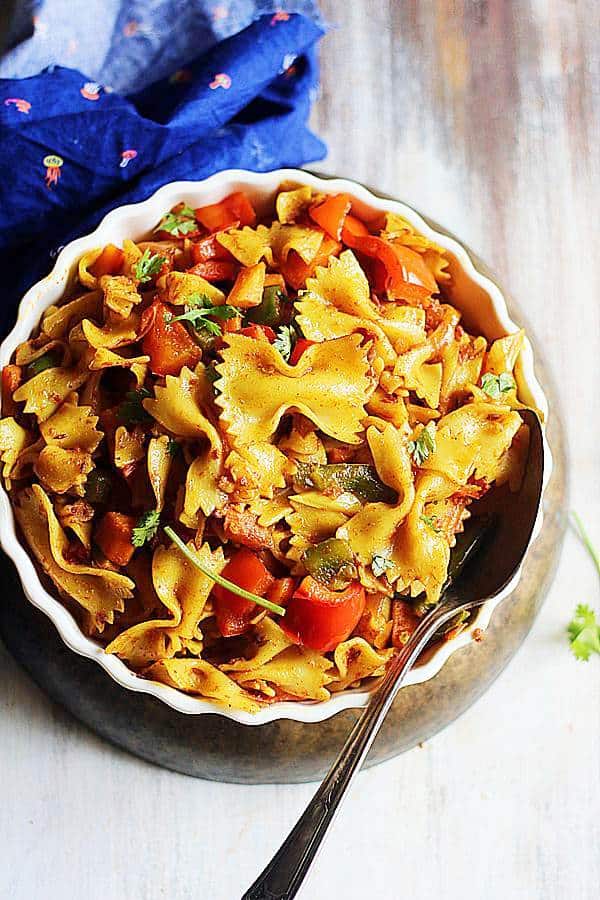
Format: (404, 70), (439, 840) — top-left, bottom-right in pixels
(0, 9), (325, 334)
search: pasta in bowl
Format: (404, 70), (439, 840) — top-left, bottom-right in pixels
(0, 171), (549, 723)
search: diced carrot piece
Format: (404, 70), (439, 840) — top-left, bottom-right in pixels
(222, 315), (242, 333)
(280, 234), (342, 291)
(195, 191), (256, 232)
(141, 301), (202, 376)
(187, 260), (238, 282)
(341, 213), (369, 244)
(226, 262), (266, 309)
(89, 244), (125, 278)
(94, 511), (137, 566)
(1, 364), (22, 417)
(309, 193), (351, 240)
(263, 273), (287, 293)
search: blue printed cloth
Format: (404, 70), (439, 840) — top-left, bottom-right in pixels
(0, 7), (326, 334)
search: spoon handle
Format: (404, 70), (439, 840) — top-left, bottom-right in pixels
(242, 608), (454, 900)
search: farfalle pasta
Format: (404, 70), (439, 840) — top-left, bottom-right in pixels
(0, 185), (530, 711)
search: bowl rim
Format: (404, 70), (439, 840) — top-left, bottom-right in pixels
(0, 168), (553, 725)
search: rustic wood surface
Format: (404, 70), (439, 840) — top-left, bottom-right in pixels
(1, 2), (599, 898)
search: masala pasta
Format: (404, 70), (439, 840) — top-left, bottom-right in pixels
(0, 184), (529, 713)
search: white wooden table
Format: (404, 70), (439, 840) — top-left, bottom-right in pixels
(1, 2), (599, 898)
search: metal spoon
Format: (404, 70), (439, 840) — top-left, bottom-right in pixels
(243, 409), (544, 900)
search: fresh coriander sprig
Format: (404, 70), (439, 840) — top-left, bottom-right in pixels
(171, 293), (238, 336)
(421, 514), (441, 533)
(567, 512), (600, 661)
(132, 509), (161, 548)
(164, 526), (285, 616)
(408, 421), (436, 466)
(481, 372), (515, 400)
(155, 205), (197, 238)
(134, 249), (166, 284)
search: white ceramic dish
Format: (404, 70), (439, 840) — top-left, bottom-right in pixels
(0, 169), (552, 725)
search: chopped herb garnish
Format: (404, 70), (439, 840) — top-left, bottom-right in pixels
(273, 324), (295, 362)
(171, 294), (238, 336)
(481, 372), (515, 400)
(408, 421), (436, 466)
(132, 509), (161, 548)
(567, 513), (600, 661)
(372, 554), (394, 578)
(421, 514), (441, 533)
(155, 206), (197, 237)
(164, 526), (285, 616)
(116, 387), (153, 424)
(134, 249), (166, 284)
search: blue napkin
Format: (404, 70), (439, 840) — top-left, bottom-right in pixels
(0, 12), (326, 335)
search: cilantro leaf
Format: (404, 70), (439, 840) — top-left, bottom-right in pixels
(481, 371), (515, 400)
(134, 249), (166, 284)
(273, 324), (295, 362)
(116, 387), (153, 424)
(132, 509), (161, 548)
(421, 514), (441, 533)
(567, 604), (600, 661)
(171, 296), (238, 336)
(372, 554), (394, 578)
(155, 208), (197, 237)
(408, 421), (436, 466)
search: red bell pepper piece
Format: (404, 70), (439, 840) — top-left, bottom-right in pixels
(341, 213), (369, 244)
(94, 511), (137, 567)
(89, 244), (125, 278)
(187, 260), (238, 282)
(213, 548), (275, 637)
(195, 191), (256, 232)
(190, 235), (236, 264)
(342, 232), (435, 301)
(282, 576), (366, 652)
(308, 193), (352, 241)
(141, 301), (201, 376)
(288, 338), (316, 365)
(239, 324), (277, 342)
(266, 577), (296, 608)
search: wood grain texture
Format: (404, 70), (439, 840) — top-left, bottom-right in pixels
(1, 2), (599, 898)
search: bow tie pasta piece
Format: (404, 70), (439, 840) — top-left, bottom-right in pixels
(13, 366), (89, 422)
(215, 333), (372, 446)
(440, 335), (486, 413)
(143, 366), (224, 519)
(41, 291), (103, 339)
(393, 343), (443, 409)
(277, 417), (328, 464)
(392, 472), (461, 604)
(330, 638), (393, 692)
(217, 223), (324, 267)
(225, 442), (290, 500)
(339, 424), (415, 567)
(164, 271), (226, 306)
(286, 492), (355, 565)
(276, 185), (313, 223)
(229, 646), (333, 702)
(378, 305), (427, 354)
(147, 436), (171, 511)
(35, 445), (93, 494)
(39, 402), (103, 453)
(306, 250), (379, 320)
(79, 312), (141, 349)
(144, 658), (262, 713)
(106, 541), (225, 666)
(89, 348), (149, 388)
(420, 401), (522, 485)
(0, 417), (30, 489)
(484, 330), (524, 377)
(14, 485), (133, 632)
(366, 387), (409, 430)
(99, 275), (141, 319)
(221, 618), (295, 672)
